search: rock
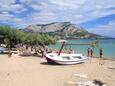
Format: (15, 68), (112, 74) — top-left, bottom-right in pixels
(66, 80), (106, 86)
(76, 80), (106, 86)
(74, 74), (88, 78)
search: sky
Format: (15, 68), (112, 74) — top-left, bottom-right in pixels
(0, 0), (115, 37)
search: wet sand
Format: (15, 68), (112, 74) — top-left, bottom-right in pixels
(0, 54), (115, 86)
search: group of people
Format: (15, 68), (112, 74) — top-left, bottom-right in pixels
(87, 48), (103, 58)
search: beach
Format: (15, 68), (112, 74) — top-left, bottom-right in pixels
(0, 54), (115, 86)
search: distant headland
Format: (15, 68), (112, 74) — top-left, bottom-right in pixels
(23, 22), (111, 39)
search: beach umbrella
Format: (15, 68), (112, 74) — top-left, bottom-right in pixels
(57, 40), (68, 43)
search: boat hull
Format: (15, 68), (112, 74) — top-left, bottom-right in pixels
(45, 53), (87, 65)
(46, 57), (85, 65)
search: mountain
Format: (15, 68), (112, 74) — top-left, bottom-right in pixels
(24, 22), (104, 39)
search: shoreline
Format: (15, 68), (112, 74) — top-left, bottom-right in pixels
(2, 52), (115, 61)
(93, 55), (115, 61)
(1, 52), (115, 61)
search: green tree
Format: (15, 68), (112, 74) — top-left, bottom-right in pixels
(0, 25), (57, 55)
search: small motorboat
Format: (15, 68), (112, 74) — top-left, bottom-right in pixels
(45, 40), (88, 65)
(45, 53), (87, 64)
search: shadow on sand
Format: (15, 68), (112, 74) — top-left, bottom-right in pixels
(40, 62), (63, 66)
(108, 67), (115, 70)
(40, 62), (84, 66)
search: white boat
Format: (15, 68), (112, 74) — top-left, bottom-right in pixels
(45, 53), (87, 64)
(45, 40), (88, 65)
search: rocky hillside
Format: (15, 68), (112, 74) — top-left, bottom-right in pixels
(24, 22), (103, 39)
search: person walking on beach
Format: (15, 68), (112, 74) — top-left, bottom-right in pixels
(99, 48), (104, 65)
(89, 48), (93, 63)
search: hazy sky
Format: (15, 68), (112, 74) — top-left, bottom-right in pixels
(0, 0), (115, 37)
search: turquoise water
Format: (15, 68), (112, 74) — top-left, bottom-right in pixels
(49, 39), (115, 59)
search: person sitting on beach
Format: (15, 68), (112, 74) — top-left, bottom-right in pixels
(48, 48), (54, 53)
(8, 52), (12, 58)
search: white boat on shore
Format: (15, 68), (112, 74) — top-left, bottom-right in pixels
(45, 40), (88, 65)
(45, 53), (87, 64)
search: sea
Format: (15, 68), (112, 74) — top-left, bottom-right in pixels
(49, 39), (115, 59)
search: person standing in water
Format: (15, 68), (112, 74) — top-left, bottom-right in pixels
(99, 48), (103, 58)
(87, 48), (90, 57)
(90, 49), (93, 57)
